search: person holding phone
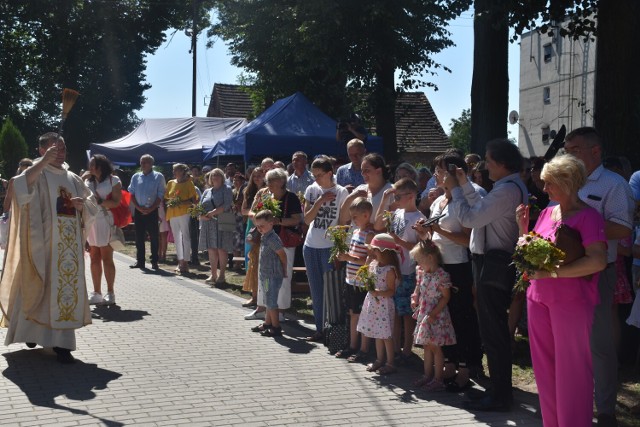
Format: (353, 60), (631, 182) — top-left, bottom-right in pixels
(414, 153), (482, 392)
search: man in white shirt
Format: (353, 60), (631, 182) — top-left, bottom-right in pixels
(564, 127), (634, 427)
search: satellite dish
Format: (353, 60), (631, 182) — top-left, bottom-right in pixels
(508, 110), (519, 125)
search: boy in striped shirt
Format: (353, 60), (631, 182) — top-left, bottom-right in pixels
(335, 197), (375, 361)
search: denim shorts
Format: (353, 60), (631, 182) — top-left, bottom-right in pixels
(260, 276), (283, 310)
(394, 273), (417, 316)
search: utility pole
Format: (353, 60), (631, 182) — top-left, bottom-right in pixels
(191, 0), (198, 117)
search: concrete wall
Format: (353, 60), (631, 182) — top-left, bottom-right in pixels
(518, 25), (597, 157)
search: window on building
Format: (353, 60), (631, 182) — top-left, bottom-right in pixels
(542, 126), (551, 144)
(543, 44), (553, 63)
(543, 87), (551, 104)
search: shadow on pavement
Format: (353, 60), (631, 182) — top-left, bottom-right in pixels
(362, 373), (541, 425)
(91, 305), (150, 322)
(272, 335), (317, 354)
(2, 349), (123, 426)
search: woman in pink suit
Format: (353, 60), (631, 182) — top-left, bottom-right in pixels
(516, 155), (607, 427)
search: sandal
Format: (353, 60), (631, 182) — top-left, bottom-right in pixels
(412, 375), (433, 387)
(260, 327), (282, 337)
(335, 348), (356, 359)
(305, 332), (324, 343)
(251, 323), (269, 333)
(347, 351), (368, 363)
(366, 360), (384, 372)
(422, 378), (445, 392)
(378, 364), (397, 375)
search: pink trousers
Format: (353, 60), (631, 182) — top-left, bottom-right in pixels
(527, 298), (595, 427)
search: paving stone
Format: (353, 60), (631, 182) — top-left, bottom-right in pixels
(0, 250), (542, 426)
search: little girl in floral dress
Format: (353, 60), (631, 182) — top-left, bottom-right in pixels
(410, 240), (456, 391)
(356, 233), (400, 375)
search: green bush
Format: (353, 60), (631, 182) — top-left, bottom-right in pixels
(0, 118), (28, 178)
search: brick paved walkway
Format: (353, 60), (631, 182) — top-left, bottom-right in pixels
(0, 251), (543, 426)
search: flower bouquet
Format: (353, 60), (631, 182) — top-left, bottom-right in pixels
(166, 190), (181, 208)
(355, 264), (378, 300)
(325, 225), (351, 263)
(187, 203), (206, 218)
(382, 210), (394, 233)
(297, 191), (306, 206)
(254, 192), (282, 217)
(512, 231), (565, 292)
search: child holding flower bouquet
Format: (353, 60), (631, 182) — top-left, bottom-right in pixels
(334, 197), (375, 361)
(409, 240), (456, 391)
(356, 233), (401, 375)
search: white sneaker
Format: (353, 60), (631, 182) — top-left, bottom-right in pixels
(244, 309), (265, 320)
(279, 313), (285, 322)
(88, 292), (103, 305)
(103, 292), (116, 306)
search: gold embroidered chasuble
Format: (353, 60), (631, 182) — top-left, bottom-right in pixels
(0, 164), (97, 343)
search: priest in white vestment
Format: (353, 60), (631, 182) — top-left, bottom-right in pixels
(0, 132), (98, 363)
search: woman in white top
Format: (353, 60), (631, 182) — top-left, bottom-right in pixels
(303, 157), (349, 341)
(416, 154), (482, 391)
(340, 153), (394, 223)
(85, 154), (122, 306)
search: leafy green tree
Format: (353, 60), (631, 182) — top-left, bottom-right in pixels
(0, 0), (215, 170)
(213, 0), (472, 162)
(0, 118), (28, 178)
(449, 108), (472, 154)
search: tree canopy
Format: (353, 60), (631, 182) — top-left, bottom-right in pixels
(0, 0), (215, 170)
(212, 0), (471, 161)
(449, 108), (472, 154)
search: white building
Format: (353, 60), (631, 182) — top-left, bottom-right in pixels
(518, 21), (596, 157)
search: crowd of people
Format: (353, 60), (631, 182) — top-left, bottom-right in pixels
(1, 129), (640, 426)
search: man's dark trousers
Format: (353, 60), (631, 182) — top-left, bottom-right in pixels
(134, 208), (159, 265)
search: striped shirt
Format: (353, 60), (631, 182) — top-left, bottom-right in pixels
(346, 227), (374, 286)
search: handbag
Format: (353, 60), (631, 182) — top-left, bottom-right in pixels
(278, 193), (304, 247)
(210, 188), (236, 232)
(479, 249), (516, 292)
(97, 177), (131, 228)
(216, 212), (236, 232)
(555, 222), (591, 280)
(109, 225), (126, 250)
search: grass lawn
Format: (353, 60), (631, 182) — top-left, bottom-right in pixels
(116, 241), (640, 426)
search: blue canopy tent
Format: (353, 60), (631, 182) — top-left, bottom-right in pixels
(90, 117), (248, 165)
(202, 92), (382, 162)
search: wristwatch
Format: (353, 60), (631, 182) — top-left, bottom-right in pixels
(550, 270), (558, 278)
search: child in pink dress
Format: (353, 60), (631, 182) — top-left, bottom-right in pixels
(410, 240), (456, 391)
(356, 233), (400, 375)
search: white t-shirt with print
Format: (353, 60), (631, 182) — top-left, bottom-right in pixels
(304, 182), (349, 249)
(390, 209), (426, 275)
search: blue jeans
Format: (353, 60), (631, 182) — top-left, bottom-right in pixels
(303, 245), (334, 332)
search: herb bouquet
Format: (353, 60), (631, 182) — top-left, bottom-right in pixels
(254, 192), (282, 217)
(382, 210), (394, 233)
(355, 264), (378, 300)
(166, 190), (181, 208)
(512, 231), (565, 292)
(325, 225), (351, 262)
(187, 203), (206, 218)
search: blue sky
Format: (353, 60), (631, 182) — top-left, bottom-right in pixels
(136, 11), (521, 142)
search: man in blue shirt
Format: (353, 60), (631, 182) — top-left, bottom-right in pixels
(286, 151), (314, 195)
(336, 139), (366, 192)
(128, 154), (166, 269)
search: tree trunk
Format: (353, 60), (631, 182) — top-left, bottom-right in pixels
(374, 59), (398, 163)
(594, 0), (640, 168)
(470, 0), (509, 155)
